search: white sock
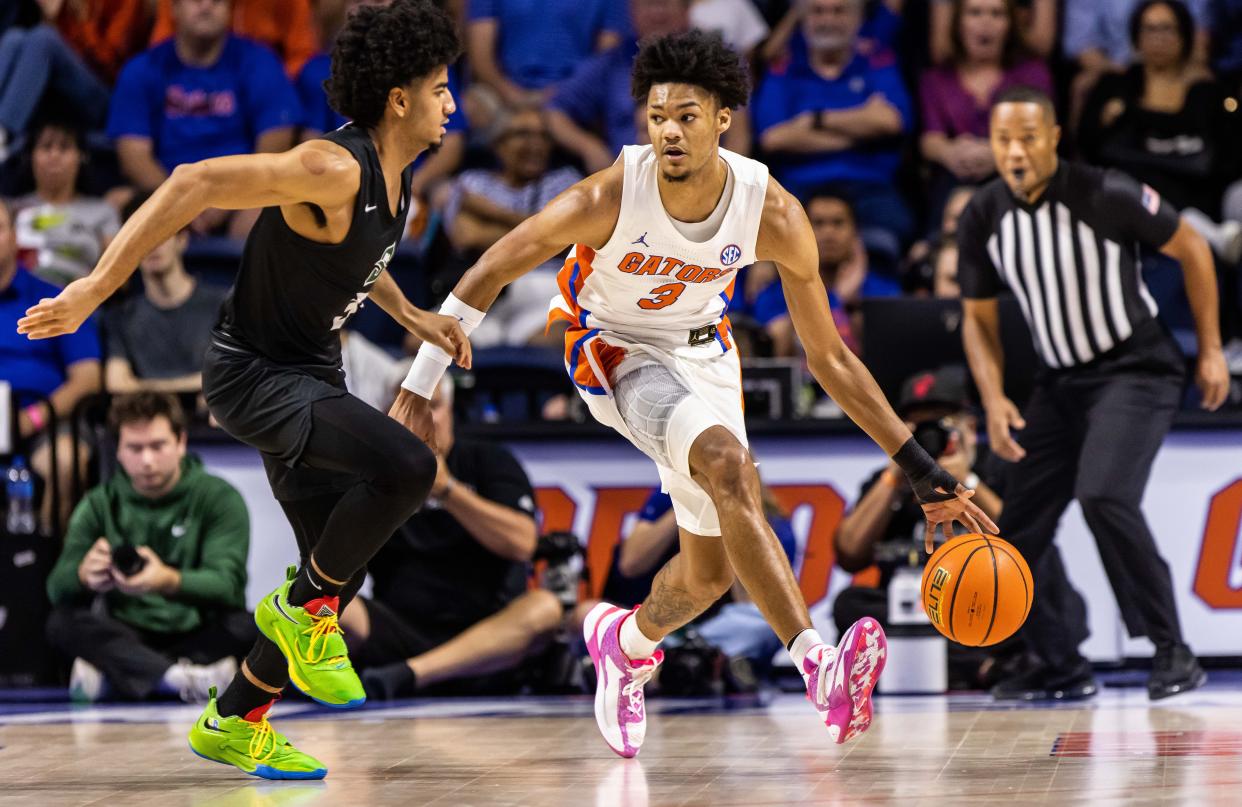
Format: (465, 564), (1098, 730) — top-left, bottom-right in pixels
(788, 628), (825, 671)
(619, 610), (661, 660)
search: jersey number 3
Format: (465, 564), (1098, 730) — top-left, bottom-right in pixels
(638, 282), (685, 311)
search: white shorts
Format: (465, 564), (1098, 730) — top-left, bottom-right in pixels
(577, 336), (747, 537)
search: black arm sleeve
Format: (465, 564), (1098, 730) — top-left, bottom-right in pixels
(956, 194), (1002, 300)
(1099, 169), (1181, 249)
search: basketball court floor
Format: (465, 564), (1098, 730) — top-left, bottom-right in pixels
(3, 674), (1241, 806)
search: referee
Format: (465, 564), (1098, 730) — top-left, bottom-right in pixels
(957, 86), (1230, 701)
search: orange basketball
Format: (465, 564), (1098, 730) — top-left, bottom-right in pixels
(920, 533), (1033, 647)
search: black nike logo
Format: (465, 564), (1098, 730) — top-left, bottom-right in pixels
(272, 594), (300, 625)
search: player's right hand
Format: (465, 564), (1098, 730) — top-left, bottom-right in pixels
(389, 388), (438, 453)
(16, 277), (101, 340)
(411, 311), (472, 370)
(986, 397), (1026, 462)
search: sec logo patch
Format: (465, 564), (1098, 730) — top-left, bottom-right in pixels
(720, 244), (742, 266)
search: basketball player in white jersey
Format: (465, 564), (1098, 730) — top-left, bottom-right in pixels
(394, 31), (996, 755)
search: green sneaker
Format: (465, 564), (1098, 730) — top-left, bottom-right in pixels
(255, 566), (365, 708)
(187, 688), (327, 780)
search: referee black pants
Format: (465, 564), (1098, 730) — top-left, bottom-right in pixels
(998, 356), (1186, 672)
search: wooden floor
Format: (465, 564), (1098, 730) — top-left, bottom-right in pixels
(3, 682), (1242, 806)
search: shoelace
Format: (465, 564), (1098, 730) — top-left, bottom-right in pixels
(622, 662), (660, 718)
(811, 646), (838, 707)
(246, 715), (281, 763)
(302, 612), (346, 665)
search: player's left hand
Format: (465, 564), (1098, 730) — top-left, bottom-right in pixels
(16, 277), (102, 340)
(918, 482), (998, 554)
(410, 311), (472, 369)
(111, 546), (179, 596)
(1196, 347), (1230, 411)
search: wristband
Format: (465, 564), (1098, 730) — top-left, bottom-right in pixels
(401, 344), (452, 397)
(400, 294), (488, 397)
(24, 403), (46, 432)
(439, 293), (487, 335)
(892, 437), (958, 504)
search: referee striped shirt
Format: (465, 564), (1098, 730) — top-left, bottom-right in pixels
(957, 162), (1180, 369)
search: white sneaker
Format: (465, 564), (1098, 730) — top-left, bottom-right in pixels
(165, 656), (239, 703)
(69, 658), (106, 703)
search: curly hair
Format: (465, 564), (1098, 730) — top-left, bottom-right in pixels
(631, 30), (751, 110)
(325, 0), (462, 129)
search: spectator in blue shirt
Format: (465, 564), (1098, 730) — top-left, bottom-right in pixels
(107, 0), (301, 239)
(548, 0), (691, 173)
(466, 0), (628, 135)
(754, 0), (914, 250)
(0, 198), (100, 532)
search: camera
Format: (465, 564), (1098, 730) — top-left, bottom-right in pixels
(532, 531), (584, 609)
(111, 544), (146, 577)
(912, 418), (959, 459)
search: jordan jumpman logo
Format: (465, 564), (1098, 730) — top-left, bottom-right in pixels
(631, 232), (650, 247)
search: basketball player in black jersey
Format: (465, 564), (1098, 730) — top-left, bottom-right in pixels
(19, 0), (468, 779)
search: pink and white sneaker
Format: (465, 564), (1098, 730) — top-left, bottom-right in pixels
(583, 603), (664, 758)
(803, 617), (887, 744)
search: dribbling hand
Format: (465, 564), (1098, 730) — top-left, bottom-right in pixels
(986, 397), (1026, 462)
(919, 483), (999, 554)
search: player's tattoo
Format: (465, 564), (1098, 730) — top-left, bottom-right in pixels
(643, 563), (703, 629)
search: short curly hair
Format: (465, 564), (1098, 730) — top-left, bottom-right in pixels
(631, 30), (751, 111)
(325, 0), (462, 129)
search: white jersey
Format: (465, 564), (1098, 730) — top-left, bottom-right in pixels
(548, 144), (769, 394)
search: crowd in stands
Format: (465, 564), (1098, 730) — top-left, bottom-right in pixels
(1, 0), (1240, 382)
(4, 0), (1242, 701)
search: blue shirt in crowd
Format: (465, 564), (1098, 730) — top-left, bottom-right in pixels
(296, 57), (469, 138)
(468, 0), (628, 90)
(753, 48), (912, 201)
(108, 36), (301, 171)
(0, 268), (100, 407)
(550, 39), (638, 157)
(1064, 0), (1208, 64)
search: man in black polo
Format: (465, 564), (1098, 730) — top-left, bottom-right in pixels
(958, 86), (1229, 701)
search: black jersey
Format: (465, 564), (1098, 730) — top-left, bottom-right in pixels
(956, 162), (1181, 370)
(214, 124), (413, 374)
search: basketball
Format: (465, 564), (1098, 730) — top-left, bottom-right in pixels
(921, 534), (1033, 647)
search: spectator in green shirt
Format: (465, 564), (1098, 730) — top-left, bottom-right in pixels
(45, 392), (256, 702)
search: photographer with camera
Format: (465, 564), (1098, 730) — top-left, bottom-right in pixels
(44, 393), (255, 702)
(343, 377), (564, 700)
(833, 366), (1059, 687)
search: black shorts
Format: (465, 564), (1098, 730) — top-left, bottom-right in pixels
(203, 335), (358, 501)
